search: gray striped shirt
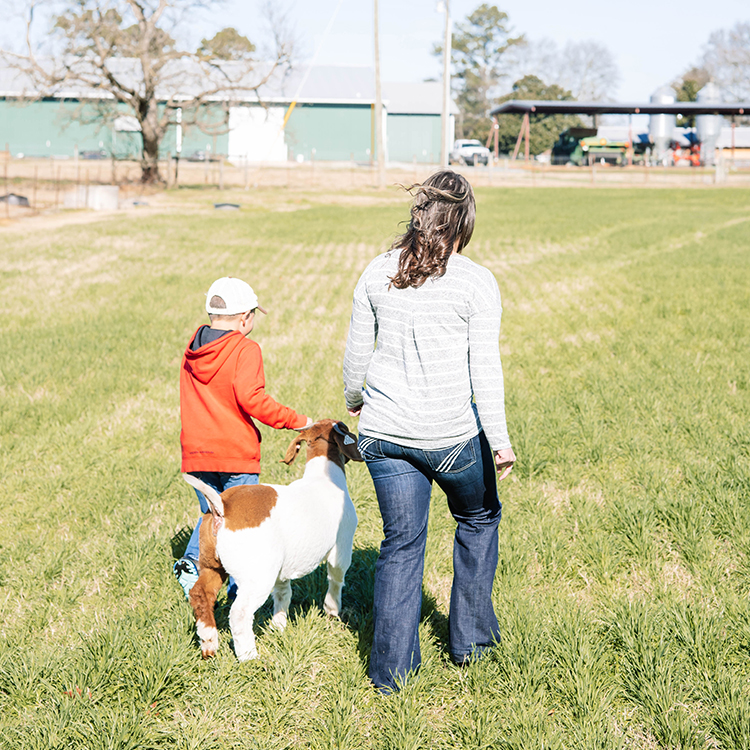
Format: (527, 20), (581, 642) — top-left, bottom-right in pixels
(343, 248), (511, 451)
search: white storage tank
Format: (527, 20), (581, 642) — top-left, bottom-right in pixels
(649, 87), (676, 163)
(696, 82), (723, 166)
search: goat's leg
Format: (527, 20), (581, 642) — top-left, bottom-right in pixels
(229, 582), (274, 661)
(271, 579), (292, 630)
(190, 568), (226, 658)
(324, 542), (353, 618)
(190, 512), (228, 658)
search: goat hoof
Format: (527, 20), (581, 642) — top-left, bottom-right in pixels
(235, 649), (258, 662)
(271, 613), (288, 630)
(323, 602), (341, 618)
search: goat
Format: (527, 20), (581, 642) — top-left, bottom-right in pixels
(182, 419), (361, 661)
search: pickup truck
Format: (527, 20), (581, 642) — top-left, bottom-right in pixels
(449, 139), (491, 166)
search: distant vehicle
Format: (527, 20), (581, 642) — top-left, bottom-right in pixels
(80, 149), (108, 160)
(449, 139), (491, 166)
(185, 150), (220, 162)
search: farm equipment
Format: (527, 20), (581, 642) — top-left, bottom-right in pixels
(551, 127), (647, 166)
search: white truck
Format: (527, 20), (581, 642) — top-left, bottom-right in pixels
(449, 139), (491, 166)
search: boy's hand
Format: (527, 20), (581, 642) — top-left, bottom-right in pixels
(347, 407), (362, 417)
(295, 417), (314, 430)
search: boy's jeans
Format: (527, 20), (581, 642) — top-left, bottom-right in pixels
(184, 472), (259, 595)
(359, 431), (501, 693)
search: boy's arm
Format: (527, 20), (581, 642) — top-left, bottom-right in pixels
(234, 344), (308, 429)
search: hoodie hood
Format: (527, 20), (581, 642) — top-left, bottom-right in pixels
(183, 327), (245, 385)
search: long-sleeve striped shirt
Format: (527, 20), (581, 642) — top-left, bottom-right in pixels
(343, 248), (511, 451)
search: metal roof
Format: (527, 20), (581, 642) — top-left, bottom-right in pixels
(0, 60), (449, 114)
(491, 100), (750, 117)
(382, 81), (458, 115)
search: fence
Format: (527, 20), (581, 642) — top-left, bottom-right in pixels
(3, 153), (750, 220)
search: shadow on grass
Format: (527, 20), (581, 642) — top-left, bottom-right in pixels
(170, 526), (192, 560)
(175, 542), (453, 671)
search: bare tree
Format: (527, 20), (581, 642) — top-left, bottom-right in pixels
(506, 38), (619, 102)
(701, 21), (750, 101)
(556, 40), (619, 101)
(2, 0), (293, 183)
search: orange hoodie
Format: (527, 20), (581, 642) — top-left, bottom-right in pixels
(180, 328), (307, 474)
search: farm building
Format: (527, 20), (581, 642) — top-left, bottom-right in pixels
(0, 63), (454, 164)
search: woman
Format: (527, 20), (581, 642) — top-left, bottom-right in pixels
(343, 169), (515, 693)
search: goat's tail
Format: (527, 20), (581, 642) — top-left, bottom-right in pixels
(182, 473), (225, 518)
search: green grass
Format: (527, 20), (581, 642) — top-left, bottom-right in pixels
(0, 186), (749, 749)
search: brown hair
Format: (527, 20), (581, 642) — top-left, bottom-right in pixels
(389, 170), (475, 290)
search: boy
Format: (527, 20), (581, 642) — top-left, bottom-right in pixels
(174, 276), (310, 599)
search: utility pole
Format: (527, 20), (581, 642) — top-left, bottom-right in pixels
(439, 0), (452, 167)
(374, 0), (386, 190)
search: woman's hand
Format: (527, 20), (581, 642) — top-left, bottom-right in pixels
(494, 448), (516, 481)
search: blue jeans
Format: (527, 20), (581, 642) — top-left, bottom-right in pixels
(360, 431), (501, 692)
(184, 472), (259, 595)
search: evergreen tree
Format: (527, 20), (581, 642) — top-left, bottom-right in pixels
(437, 4), (524, 141)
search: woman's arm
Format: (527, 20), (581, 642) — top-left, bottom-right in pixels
(343, 277), (377, 414)
(468, 306), (512, 453)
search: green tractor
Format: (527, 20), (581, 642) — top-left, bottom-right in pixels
(552, 127), (634, 166)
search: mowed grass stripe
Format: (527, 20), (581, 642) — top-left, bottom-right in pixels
(0, 187), (748, 749)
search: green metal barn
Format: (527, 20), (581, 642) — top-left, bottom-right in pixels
(0, 64), (453, 164)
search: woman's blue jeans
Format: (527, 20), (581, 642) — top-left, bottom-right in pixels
(184, 471), (259, 596)
(360, 431), (501, 692)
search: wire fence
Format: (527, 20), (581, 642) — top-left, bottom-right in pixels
(3, 153), (750, 220)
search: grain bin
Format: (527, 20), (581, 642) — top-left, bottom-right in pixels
(648, 87), (676, 163)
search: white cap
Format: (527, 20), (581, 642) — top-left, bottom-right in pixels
(205, 277), (267, 315)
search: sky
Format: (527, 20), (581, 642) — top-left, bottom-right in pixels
(212, 0), (749, 102)
(2, 0), (747, 104)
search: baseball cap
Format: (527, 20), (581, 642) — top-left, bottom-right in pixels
(205, 277), (267, 315)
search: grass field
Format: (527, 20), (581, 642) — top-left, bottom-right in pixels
(1, 185), (749, 749)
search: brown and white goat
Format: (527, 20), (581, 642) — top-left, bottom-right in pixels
(182, 419), (361, 661)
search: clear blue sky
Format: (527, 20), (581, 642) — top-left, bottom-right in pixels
(216, 0), (748, 101)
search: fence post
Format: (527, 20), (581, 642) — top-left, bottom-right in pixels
(74, 145), (80, 208)
(219, 157), (224, 190)
(4, 162), (9, 220)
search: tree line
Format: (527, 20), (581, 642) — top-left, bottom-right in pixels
(446, 4), (750, 156)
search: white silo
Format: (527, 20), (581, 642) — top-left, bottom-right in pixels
(696, 82), (723, 166)
(649, 87), (676, 164)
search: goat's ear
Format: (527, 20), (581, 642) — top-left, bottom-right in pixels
(280, 434), (305, 465)
(332, 422), (364, 462)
